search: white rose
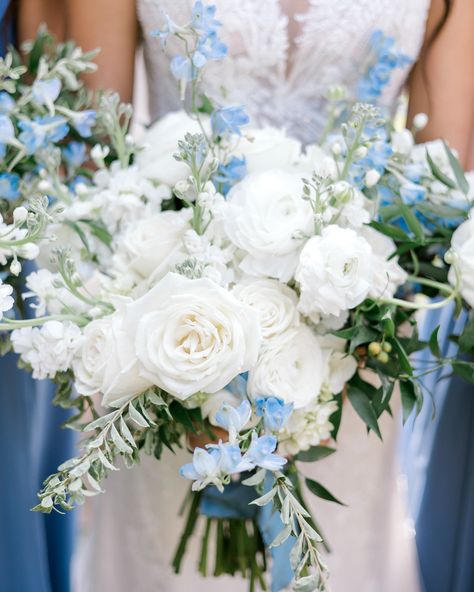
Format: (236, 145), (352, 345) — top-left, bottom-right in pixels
(137, 111), (206, 185)
(123, 272), (261, 400)
(296, 225), (374, 317)
(233, 127), (302, 173)
(360, 226), (408, 299)
(113, 209), (191, 281)
(73, 313), (152, 406)
(223, 170), (313, 282)
(232, 278), (299, 339)
(248, 325), (325, 409)
(448, 212), (474, 307)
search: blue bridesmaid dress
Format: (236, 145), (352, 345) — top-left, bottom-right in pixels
(0, 7), (75, 592)
(401, 304), (474, 592)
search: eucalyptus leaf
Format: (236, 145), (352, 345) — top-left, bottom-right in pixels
(293, 574), (319, 592)
(242, 468), (266, 486)
(128, 402), (149, 428)
(83, 411), (116, 432)
(111, 423), (133, 455)
(120, 417), (137, 448)
(269, 524), (292, 548)
(426, 149), (456, 189)
(250, 487), (277, 507)
(443, 140), (469, 194)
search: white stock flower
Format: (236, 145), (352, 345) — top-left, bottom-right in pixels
(137, 111), (206, 185)
(248, 325), (325, 409)
(113, 209), (191, 282)
(0, 280), (14, 319)
(448, 212), (474, 307)
(73, 312), (152, 406)
(232, 278), (299, 339)
(23, 269), (88, 317)
(223, 170), (312, 282)
(320, 335), (357, 396)
(360, 226), (408, 299)
(278, 398), (339, 456)
(233, 127), (302, 173)
(11, 321), (82, 380)
(296, 225), (375, 317)
(123, 273), (261, 400)
(321, 181), (371, 228)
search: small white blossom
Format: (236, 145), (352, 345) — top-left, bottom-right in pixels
(0, 280), (14, 319)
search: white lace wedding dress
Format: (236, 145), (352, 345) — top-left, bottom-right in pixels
(74, 1), (431, 591)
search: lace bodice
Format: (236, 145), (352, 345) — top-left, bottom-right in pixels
(138, 0), (431, 142)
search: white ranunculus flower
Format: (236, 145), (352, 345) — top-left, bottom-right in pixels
(319, 335), (357, 395)
(448, 212), (474, 307)
(360, 226), (408, 299)
(12, 321), (82, 380)
(233, 127), (302, 173)
(137, 111), (206, 185)
(123, 273), (261, 400)
(73, 313), (153, 406)
(232, 278), (299, 340)
(113, 209), (191, 281)
(296, 225), (375, 317)
(248, 325), (325, 409)
(223, 170), (313, 282)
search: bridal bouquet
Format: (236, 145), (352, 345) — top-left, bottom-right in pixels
(2, 5), (474, 592)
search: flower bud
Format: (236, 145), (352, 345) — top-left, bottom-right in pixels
(413, 113), (428, 130)
(331, 142), (342, 156)
(364, 169), (381, 188)
(13, 206), (28, 224)
(10, 259), (22, 276)
(38, 179), (51, 193)
(354, 146), (368, 160)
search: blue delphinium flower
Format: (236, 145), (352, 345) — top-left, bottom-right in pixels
(18, 115), (69, 154)
(0, 114), (15, 158)
(68, 175), (90, 192)
(211, 105), (249, 137)
(180, 442), (246, 491)
(195, 30), (228, 63)
(400, 182), (427, 205)
(70, 110), (96, 137)
(212, 156), (247, 195)
(215, 400), (252, 441)
(357, 30), (411, 102)
(191, 1), (221, 34)
(62, 141), (87, 169)
(32, 78), (61, 108)
(244, 433), (287, 471)
(255, 397), (293, 432)
(171, 55), (197, 82)
(151, 14), (182, 45)
(0, 92), (14, 114)
(0, 173), (20, 200)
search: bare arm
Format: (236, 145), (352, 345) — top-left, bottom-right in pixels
(408, 0), (474, 168)
(18, 0), (138, 103)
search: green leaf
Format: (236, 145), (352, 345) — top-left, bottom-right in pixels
(242, 468), (267, 487)
(400, 380), (417, 424)
(459, 317), (474, 353)
(305, 478), (346, 506)
(119, 417), (137, 448)
(426, 149), (456, 189)
(334, 325), (379, 354)
(293, 575), (319, 592)
(295, 445), (336, 463)
(397, 200), (424, 243)
(390, 337), (413, 376)
(80, 219), (113, 247)
(428, 326), (441, 358)
(347, 381), (382, 438)
(170, 402), (198, 434)
(83, 411), (116, 432)
(329, 393), (343, 441)
(452, 361), (474, 383)
(369, 220), (411, 242)
(443, 140), (469, 194)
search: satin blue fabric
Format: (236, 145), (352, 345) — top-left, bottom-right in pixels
(200, 477), (295, 591)
(401, 304), (474, 592)
(0, 10), (75, 590)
